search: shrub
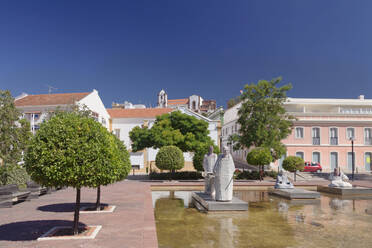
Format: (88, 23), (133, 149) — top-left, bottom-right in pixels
(235, 170), (278, 180)
(155, 146), (184, 172)
(0, 164), (30, 188)
(149, 171), (203, 180)
(282, 156), (304, 172)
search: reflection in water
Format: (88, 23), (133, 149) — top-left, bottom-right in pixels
(153, 190), (372, 248)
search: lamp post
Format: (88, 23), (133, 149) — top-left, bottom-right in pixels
(349, 137), (355, 181)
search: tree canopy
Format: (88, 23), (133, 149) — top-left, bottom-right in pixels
(0, 90), (31, 165)
(130, 111), (215, 153)
(230, 77), (295, 160)
(155, 145), (184, 172)
(25, 111), (130, 233)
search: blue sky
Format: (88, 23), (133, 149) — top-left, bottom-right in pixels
(1, 0), (371, 108)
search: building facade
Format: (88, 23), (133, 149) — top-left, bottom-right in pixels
(157, 89), (217, 115)
(222, 96), (372, 173)
(14, 90), (110, 133)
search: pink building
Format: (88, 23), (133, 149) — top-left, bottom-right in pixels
(223, 96), (372, 172)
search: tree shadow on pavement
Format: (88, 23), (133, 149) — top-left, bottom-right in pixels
(37, 202), (108, 212)
(0, 219), (86, 241)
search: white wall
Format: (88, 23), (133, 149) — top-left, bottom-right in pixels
(78, 89), (110, 129)
(111, 118), (146, 149)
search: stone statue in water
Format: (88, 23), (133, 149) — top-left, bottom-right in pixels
(275, 170), (294, 189)
(213, 146), (235, 202)
(329, 167), (352, 188)
(203, 146), (218, 197)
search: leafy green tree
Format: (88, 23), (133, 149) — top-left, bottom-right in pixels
(230, 77), (295, 161)
(246, 147), (273, 181)
(282, 156), (304, 182)
(0, 90), (32, 166)
(25, 112), (129, 234)
(155, 146), (184, 172)
(130, 111), (217, 171)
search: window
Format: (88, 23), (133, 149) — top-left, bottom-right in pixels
(330, 152), (338, 171)
(365, 152), (372, 171)
(295, 127), (304, 139)
(312, 152), (320, 163)
(346, 128), (355, 140)
(192, 101), (196, 110)
(347, 152), (355, 171)
(365, 128), (372, 145)
(101, 117), (106, 125)
(114, 129), (120, 139)
(295, 151), (304, 160)
(312, 127), (320, 145)
(330, 128), (338, 145)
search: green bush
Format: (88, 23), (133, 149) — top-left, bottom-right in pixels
(155, 146), (184, 172)
(149, 171), (203, 180)
(282, 156), (304, 172)
(235, 170), (278, 180)
(0, 164), (30, 188)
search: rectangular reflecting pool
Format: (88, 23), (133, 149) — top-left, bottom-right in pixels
(152, 190), (372, 248)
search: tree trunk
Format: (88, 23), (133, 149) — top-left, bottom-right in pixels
(259, 165), (263, 182)
(95, 186), (101, 211)
(73, 188), (81, 235)
(294, 171), (296, 182)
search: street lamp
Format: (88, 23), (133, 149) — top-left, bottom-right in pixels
(349, 137), (355, 181)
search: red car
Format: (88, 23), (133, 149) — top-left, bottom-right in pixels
(304, 162), (322, 173)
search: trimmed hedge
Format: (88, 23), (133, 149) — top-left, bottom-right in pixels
(149, 171), (203, 180)
(235, 170), (278, 180)
(155, 146), (184, 171)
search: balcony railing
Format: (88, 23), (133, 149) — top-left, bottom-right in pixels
(330, 137), (338, 145)
(365, 138), (372, 145)
(312, 137), (320, 145)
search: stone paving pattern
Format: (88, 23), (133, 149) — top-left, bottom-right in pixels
(1, 178), (372, 247)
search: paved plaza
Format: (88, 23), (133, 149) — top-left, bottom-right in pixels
(1, 179), (372, 248)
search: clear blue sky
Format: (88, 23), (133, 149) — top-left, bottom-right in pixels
(1, 0), (371, 108)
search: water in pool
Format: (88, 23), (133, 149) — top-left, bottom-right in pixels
(152, 190), (372, 248)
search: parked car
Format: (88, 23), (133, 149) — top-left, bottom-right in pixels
(304, 162), (322, 173)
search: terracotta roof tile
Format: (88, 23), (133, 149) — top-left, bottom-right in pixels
(15, 92), (90, 106)
(107, 108), (173, 118)
(168, 98), (189, 105)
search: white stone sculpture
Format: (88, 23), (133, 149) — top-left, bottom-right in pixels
(275, 170), (294, 189)
(203, 146), (218, 197)
(328, 167), (352, 188)
(213, 146), (235, 202)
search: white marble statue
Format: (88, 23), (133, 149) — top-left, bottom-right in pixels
(203, 146), (218, 197)
(328, 167), (352, 188)
(275, 170), (294, 189)
(213, 146), (235, 202)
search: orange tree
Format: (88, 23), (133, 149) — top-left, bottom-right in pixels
(25, 112), (130, 234)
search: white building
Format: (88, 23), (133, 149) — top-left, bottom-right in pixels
(14, 90), (110, 133)
(108, 106), (220, 172)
